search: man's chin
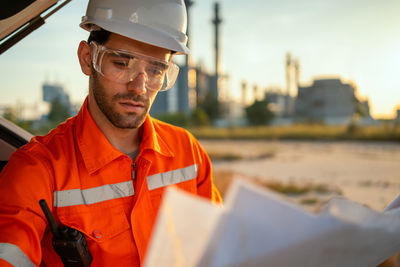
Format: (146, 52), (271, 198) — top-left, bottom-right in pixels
(111, 113), (147, 129)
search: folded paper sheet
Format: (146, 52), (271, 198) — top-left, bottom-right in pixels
(144, 180), (400, 267)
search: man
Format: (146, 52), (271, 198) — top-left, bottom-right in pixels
(0, 0), (221, 266)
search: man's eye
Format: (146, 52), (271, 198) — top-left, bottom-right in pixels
(112, 61), (128, 68)
(147, 67), (164, 76)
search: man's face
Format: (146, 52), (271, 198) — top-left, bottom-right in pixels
(87, 33), (171, 129)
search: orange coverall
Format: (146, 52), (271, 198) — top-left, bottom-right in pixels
(0, 98), (221, 266)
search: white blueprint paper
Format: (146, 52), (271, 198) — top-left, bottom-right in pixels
(145, 180), (400, 267)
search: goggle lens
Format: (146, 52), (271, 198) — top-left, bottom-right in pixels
(91, 42), (179, 91)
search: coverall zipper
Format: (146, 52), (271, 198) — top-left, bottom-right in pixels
(132, 162), (136, 180)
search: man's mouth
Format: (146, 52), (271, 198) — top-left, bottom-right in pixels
(119, 100), (145, 112)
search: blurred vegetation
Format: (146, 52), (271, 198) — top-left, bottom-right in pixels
(5, 96), (400, 142)
(189, 124), (400, 142)
(154, 92), (221, 126)
(4, 97), (71, 136)
(48, 97), (71, 124)
(3, 107), (35, 133)
(262, 180), (338, 196)
(154, 112), (188, 127)
(245, 99), (274, 126)
(10, 113), (400, 142)
(208, 152), (243, 162)
(212, 170), (341, 199)
(190, 108), (209, 126)
(207, 150), (275, 162)
(197, 92), (221, 124)
(300, 198), (319, 205)
(153, 105), (214, 128)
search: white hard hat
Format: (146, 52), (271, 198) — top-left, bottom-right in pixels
(80, 0), (189, 55)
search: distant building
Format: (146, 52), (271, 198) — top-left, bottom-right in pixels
(150, 64), (198, 115)
(295, 78), (362, 124)
(43, 83), (71, 107)
(42, 83), (74, 116)
(269, 93), (295, 118)
(360, 100), (371, 116)
(150, 63), (228, 117)
(264, 91), (286, 117)
(193, 64), (215, 104)
(150, 74), (181, 115)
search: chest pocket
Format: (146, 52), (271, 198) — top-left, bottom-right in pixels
(56, 202), (131, 243)
(55, 201), (138, 266)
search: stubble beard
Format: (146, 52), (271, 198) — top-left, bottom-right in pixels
(92, 71), (150, 129)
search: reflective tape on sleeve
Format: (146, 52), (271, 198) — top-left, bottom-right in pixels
(54, 180), (134, 207)
(147, 164), (198, 190)
(0, 243), (35, 267)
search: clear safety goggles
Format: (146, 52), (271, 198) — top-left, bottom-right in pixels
(91, 42), (179, 91)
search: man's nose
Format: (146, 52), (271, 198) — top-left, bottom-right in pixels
(127, 72), (147, 95)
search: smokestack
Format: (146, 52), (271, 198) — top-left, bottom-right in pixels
(213, 2), (222, 76)
(294, 58), (300, 95)
(285, 52), (292, 97)
(211, 2), (222, 99)
(253, 84), (258, 101)
(241, 81), (247, 106)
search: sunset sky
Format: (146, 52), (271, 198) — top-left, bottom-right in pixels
(1, 0), (399, 118)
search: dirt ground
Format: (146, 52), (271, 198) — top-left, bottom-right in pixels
(200, 140), (400, 212)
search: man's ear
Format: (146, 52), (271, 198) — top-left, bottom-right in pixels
(77, 41), (92, 76)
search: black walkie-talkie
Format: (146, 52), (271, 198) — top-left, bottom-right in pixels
(39, 199), (92, 267)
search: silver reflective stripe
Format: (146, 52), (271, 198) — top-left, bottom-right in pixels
(147, 164), (198, 190)
(54, 181), (134, 207)
(0, 243), (35, 267)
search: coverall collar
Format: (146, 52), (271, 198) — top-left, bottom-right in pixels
(140, 115), (175, 159)
(76, 97), (174, 174)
